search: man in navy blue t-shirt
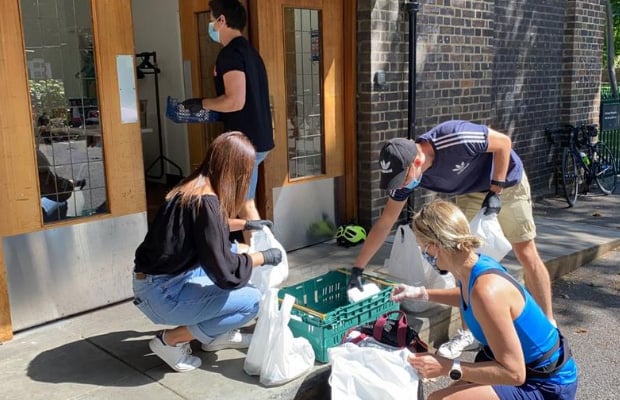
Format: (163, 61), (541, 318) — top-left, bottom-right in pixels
(350, 120), (554, 359)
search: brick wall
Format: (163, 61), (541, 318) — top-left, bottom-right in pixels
(357, 0), (411, 225)
(492, 0), (605, 196)
(356, 0), (606, 228)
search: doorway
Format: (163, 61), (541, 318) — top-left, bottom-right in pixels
(177, 0), (353, 249)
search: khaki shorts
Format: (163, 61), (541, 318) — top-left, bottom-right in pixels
(455, 173), (536, 244)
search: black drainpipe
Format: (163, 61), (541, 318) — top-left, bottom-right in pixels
(407, 2), (419, 140)
(406, 2), (419, 220)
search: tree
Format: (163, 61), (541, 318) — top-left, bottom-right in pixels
(605, 0), (619, 97)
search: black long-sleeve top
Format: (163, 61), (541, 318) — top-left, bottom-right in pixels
(134, 194), (253, 289)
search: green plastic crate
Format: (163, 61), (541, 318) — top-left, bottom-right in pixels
(279, 269), (399, 363)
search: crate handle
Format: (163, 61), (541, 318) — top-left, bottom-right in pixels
(287, 302), (327, 320)
(336, 268), (396, 287)
(275, 296), (326, 319)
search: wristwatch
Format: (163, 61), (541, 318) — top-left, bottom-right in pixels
(490, 179), (506, 188)
(449, 358), (462, 381)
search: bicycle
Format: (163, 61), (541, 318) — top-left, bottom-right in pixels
(560, 123), (617, 207)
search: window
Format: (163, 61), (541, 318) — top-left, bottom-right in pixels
(284, 8), (324, 179)
(21, 0), (108, 223)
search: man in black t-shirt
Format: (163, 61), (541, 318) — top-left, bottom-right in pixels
(182, 0), (274, 229)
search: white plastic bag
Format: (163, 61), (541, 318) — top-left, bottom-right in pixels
(384, 225), (428, 286)
(470, 209), (512, 261)
(249, 226), (289, 292)
(259, 293), (315, 386)
(328, 343), (420, 400)
(384, 225), (454, 312)
(65, 188), (85, 217)
(243, 288), (279, 376)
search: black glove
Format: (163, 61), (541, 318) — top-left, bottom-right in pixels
(348, 267), (364, 291)
(482, 191), (501, 215)
(261, 248), (282, 266)
(181, 98), (204, 113)
(244, 219), (273, 231)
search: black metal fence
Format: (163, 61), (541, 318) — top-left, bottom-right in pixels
(599, 86), (620, 170)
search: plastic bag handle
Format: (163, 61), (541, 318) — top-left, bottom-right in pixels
(373, 310), (408, 347)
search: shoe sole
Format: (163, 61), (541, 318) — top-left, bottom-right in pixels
(201, 342), (251, 352)
(149, 339), (201, 372)
(436, 343), (481, 359)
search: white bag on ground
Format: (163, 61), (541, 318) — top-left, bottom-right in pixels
(384, 224), (454, 312)
(470, 208), (512, 261)
(259, 293), (315, 386)
(249, 226), (289, 292)
(328, 343), (420, 400)
(243, 288), (279, 376)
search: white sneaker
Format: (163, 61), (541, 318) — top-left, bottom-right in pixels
(437, 328), (479, 359)
(201, 329), (252, 352)
(149, 332), (202, 372)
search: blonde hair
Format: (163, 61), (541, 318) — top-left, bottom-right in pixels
(166, 131), (255, 219)
(412, 200), (481, 252)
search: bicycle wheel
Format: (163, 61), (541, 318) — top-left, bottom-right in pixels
(561, 147), (579, 207)
(593, 142), (617, 195)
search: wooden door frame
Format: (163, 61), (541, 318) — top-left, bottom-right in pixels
(248, 0), (357, 222)
(0, 0), (144, 342)
(179, 0), (210, 173)
(342, 0), (357, 222)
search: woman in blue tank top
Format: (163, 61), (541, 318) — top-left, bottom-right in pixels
(390, 200), (577, 399)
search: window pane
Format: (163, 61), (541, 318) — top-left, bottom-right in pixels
(22, 0), (109, 223)
(284, 8), (324, 180)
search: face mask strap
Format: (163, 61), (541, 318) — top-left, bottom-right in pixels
(404, 167), (422, 190)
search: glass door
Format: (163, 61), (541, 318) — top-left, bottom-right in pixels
(255, 0), (346, 250)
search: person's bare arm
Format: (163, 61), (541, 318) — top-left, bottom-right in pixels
(426, 286), (461, 307)
(353, 197), (407, 269)
(202, 70), (246, 112)
(249, 252), (264, 267)
(461, 275), (527, 385)
(408, 275), (527, 385)
(228, 218), (245, 232)
(486, 128), (512, 193)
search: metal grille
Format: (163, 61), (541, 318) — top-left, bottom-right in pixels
(599, 86), (620, 170)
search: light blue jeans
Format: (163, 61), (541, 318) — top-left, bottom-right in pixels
(132, 266), (260, 344)
(247, 150), (269, 200)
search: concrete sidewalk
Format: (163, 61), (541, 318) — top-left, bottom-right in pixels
(1, 190), (619, 400)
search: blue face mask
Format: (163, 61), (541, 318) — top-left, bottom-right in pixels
(208, 22), (220, 43)
(404, 172), (423, 190)
(423, 244), (447, 275)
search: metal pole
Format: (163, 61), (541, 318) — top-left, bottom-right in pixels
(406, 2), (419, 140)
(406, 2), (419, 220)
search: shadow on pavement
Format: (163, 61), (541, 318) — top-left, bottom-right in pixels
(26, 330), (165, 386)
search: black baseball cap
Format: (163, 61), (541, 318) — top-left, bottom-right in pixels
(379, 138), (418, 190)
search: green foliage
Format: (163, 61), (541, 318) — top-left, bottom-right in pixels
(612, 0), (620, 63)
(29, 79), (66, 115)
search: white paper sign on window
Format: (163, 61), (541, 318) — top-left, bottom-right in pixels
(116, 55), (138, 123)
